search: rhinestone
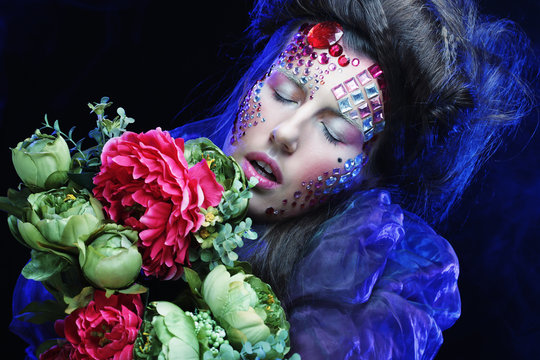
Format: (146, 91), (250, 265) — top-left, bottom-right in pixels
(374, 120), (385, 134)
(352, 166), (362, 177)
(306, 21), (344, 48)
(328, 44), (343, 57)
(348, 109), (360, 121)
(367, 63), (383, 78)
(339, 174), (351, 184)
(337, 97), (353, 113)
(355, 154), (364, 165)
(337, 55), (350, 67)
(294, 191), (302, 199)
(365, 83), (379, 98)
(364, 128), (374, 142)
(359, 102), (371, 118)
(362, 116), (373, 132)
(325, 176), (337, 187)
(328, 63), (337, 71)
(350, 90), (365, 105)
(333, 168), (341, 175)
(318, 53), (329, 64)
(373, 110), (384, 124)
(344, 77), (359, 92)
(331, 84), (347, 100)
(370, 96), (382, 111)
(356, 70), (371, 85)
(351, 58), (360, 66)
(344, 158), (355, 171)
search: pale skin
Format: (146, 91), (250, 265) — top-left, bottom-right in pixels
(224, 41), (379, 220)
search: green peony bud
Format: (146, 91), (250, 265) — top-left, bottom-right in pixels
(80, 223), (142, 290)
(11, 130), (71, 191)
(150, 301), (200, 360)
(202, 265), (271, 347)
(11, 187), (104, 262)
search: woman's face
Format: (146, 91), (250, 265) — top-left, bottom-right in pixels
(224, 24), (384, 220)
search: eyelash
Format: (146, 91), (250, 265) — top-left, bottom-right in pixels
(272, 90), (296, 104)
(321, 123), (340, 145)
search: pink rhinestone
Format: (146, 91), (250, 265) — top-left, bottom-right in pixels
(318, 53), (329, 64)
(351, 58), (360, 66)
(356, 70), (371, 85)
(328, 44), (343, 57)
(302, 45), (314, 56)
(331, 84), (347, 99)
(368, 63), (383, 78)
(328, 63), (337, 71)
(338, 55), (350, 67)
(344, 77), (359, 92)
(310, 52), (318, 60)
(370, 96), (382, 111)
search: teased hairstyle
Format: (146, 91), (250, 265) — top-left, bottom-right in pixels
(203, 0), (536, 298)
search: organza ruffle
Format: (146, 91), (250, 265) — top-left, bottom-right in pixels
(285, 189), (460, 359)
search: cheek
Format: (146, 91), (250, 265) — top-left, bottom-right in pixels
(269, 152), (367, 216)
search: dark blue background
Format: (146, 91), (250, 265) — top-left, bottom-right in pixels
(1, 1), (538, 358)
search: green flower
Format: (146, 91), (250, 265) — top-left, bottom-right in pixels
(184, 138), (253, 223)
(11, 130), (71, 191)
(8, 186), (104, 262)
(194, 225), (219, 249)
(80, 223), (142, 290)
(202, 265), (271, 347)
(149, 301), (200, 360)
(201, 207), (223, 227)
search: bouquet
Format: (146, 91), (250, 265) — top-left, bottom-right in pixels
(3, 97), (300, 360)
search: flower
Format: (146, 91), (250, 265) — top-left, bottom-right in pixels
(39, 319), (74, 359)
(63, 290), (143, 360)
(11, 130), (71, 191)
(8, 186), (104, 262)
(80, 223), (142, 290)
(92, 128), (223, 280)
(147, 301), (199, 360)
(202, 265), (271, 347)
(184, 138), (252, 223)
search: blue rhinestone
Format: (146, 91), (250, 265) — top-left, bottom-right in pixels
(344, 158), (355, 171)
(339, 174), (351, 184)
(352, 166), (362, 177)
(325, 176), (337, 187)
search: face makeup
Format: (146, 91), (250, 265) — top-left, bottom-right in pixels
(226, 22), (386, 219)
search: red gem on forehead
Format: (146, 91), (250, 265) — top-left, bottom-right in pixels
(306, 22), (344, 49)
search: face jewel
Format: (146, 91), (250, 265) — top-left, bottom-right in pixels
(306, 22), (344, 48)
(367, 63), (383, 78)
(355, 154), (364, 166)
(373, 120), (385, 134)
(358, 102), (371, 118)
(362, 116), (373, 132)
(337, 55), (350, 67)
(364, 128), (374, 142)
(356, 70), (371, 86)
(347, 109), (360, 121)
(337, 97), (353, 113)
(370, 96), (382, 111)
(344, 77), (359, 92)
(373, 110), (384, 124)
(350, 89), (365, 105)
(331, 84), (347, 100)
(325, 176), (337, 187)
(351, 58), (360, 66)
(344, 158), (355, 172)
(365, 83), (379, 98)
(294, 191), (302, 199)
(318, 52), (330, 64)
(328, 43), (343, 57)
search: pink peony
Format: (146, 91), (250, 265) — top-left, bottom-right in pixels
(63, 291), (143, 360)
(93, 128), (223, 280)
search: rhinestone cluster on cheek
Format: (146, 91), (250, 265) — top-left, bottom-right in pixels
(265, 152), (368, 216)
(230, 80), (266, 145)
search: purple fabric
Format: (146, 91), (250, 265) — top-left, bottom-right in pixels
(286, 190), (460, 359)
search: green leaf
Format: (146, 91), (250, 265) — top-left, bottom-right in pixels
(21, 251), (69, 282)
(17, 299), (66, 324)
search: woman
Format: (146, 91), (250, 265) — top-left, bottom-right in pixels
(170, 0), (534, 358)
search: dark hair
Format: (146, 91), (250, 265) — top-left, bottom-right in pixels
(205, 0), (536, 300)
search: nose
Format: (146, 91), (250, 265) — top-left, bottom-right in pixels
(270, 123), (299, 154)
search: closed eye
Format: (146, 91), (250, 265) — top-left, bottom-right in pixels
(320, 122), (341, 145)
(272, 90), (297, 105)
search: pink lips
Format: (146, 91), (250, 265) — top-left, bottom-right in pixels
(242, 152), (283, 190)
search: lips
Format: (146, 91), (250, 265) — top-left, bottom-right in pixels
(242, 152), (283, 190)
